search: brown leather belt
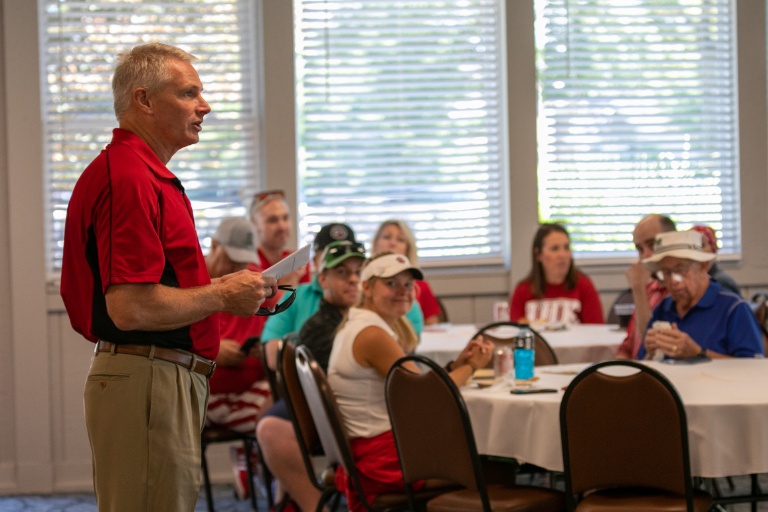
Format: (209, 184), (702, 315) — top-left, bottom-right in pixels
(96, 340), (216, 378)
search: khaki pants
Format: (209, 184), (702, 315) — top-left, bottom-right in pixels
(84, 348), (209, 512)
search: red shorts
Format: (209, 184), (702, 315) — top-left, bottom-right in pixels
(334, 430), (423, 512)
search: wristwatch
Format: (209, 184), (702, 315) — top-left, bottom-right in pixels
(697, 347), (707, 358)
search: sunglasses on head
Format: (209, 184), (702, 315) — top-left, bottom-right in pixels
(256, 285), (297, 316)
(252, 189), (285, 204)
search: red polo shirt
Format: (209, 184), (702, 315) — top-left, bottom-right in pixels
(60, 128), (219, 359)
(209, 312), (267, 394)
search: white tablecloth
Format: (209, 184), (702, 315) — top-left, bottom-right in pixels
(461, 358), (768, 478)
(417, 323), (625, 366)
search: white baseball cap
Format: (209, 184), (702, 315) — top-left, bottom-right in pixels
(361, 253), (423, 282)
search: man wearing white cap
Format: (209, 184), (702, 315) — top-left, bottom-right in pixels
(637, 230), (763, 360)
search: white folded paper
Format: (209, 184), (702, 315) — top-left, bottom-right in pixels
(262, 244), (311, 281)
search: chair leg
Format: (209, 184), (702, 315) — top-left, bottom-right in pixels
(708, 477), (723, 498)
(200, 445), (216, 512)
(244, 438), (259, 511)
(316, 487), (342, 512)
(257, 442), (275, 508)
(751, 473), (760, 512)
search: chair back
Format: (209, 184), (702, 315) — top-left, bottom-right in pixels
(295, 345), (380, 509)
(276, 341), (323, 488)
(749, 292), (768, 355)
(436, 296), (450, 323)
(560, 360), (694, 509)
(606, 287), (635, 324)
(472, 321), (559, 366)
(385, 355), (491, 510)
(261, 333), (298, 401)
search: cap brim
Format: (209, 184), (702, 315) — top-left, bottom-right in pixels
(223, 246), (259, 264)
(364, 264), (423, 281)
(642, 250), (715, 272)
(407, 267), (424, 280)
(320, 251), (366, 272)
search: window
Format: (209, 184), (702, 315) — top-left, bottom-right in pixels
(535, 0), (740, 258)
(294, 0), (507, 263)
(40, 0), (263, 273)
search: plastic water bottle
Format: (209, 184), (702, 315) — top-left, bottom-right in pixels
(494, 345), (513, 382)
(514, 325), (535, 383)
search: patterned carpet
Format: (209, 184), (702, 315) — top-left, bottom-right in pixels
(2, 475), (768, 511)
(0, 484), (276, 512)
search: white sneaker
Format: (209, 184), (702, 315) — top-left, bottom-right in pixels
(229, 446), (249, 501)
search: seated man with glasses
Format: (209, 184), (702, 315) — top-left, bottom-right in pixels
(637, 230), (763, 360)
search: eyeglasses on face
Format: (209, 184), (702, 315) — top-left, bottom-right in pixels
(256, 285), (296, 316)
(655, 262), (696, 283)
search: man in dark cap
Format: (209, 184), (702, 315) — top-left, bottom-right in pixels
(260, 222), (359, 370)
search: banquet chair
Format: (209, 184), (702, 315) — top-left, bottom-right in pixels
(436, 296), (450, 323)
(749, 292), (768, 355)
(385, 354), (567, 512)
(200, 425), (263, 512)
(560, 360), (713, 511)
(260, 339), (280, 401)
(276, 340), (341, 512)
(472, 321), (559, 366)
(294, 345), (418, 512)
(261, 332), (300, 401)
(605, 287), (634, 324)
(202, 340), (277, 511)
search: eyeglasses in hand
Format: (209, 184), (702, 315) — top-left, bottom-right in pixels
(256, 285), (297, 316)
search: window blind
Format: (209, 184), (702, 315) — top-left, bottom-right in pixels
(535, 0), (740, 258)
(294, 0), (507, 262)
(40, 0), (263, 273)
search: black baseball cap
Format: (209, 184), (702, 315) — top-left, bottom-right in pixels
(313, 223), (356, 253)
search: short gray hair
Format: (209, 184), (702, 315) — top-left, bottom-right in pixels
(112, 43), (197, 121)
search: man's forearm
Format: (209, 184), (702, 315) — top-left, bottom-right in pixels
(106, 282), (226, 332)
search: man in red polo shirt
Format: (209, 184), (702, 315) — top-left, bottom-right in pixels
(60, 43), (276, 512)
(248, 189), (310, 286)
(615, 214), (675, 359)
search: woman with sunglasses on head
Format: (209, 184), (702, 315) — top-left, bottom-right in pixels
(372, 219), (443, 325)
(510, 222), (604, 327)
(327, 252), (494, 511)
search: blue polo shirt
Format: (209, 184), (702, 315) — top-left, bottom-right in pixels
(261, 275), (425, 342)
(637, 280), (763, 360)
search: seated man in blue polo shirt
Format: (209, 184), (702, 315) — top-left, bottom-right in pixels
(637, 230), (763, 360)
